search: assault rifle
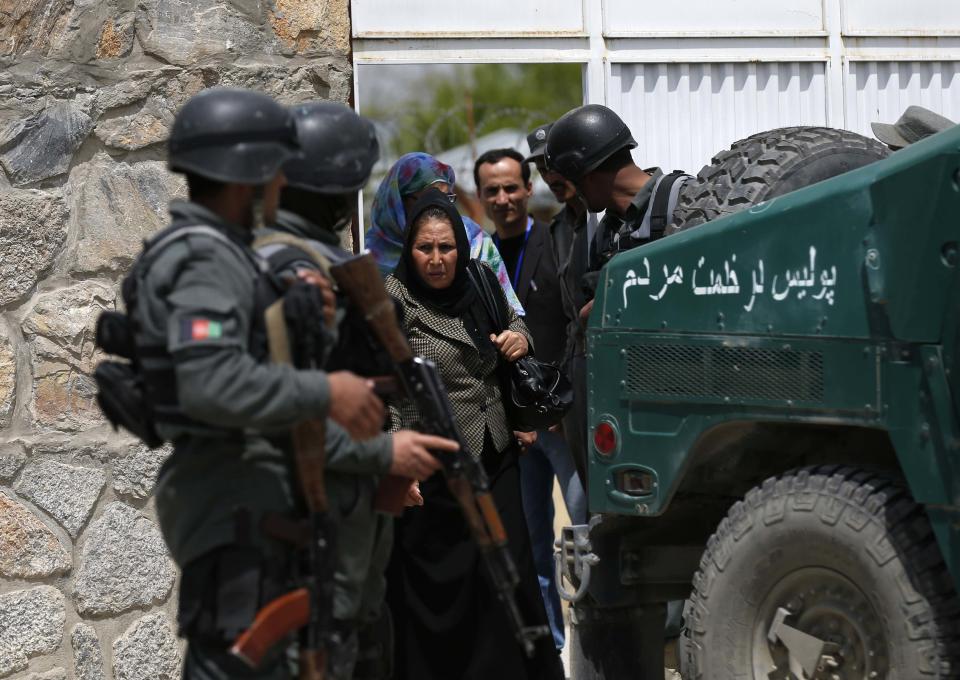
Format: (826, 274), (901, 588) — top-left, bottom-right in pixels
(330, 252), (549, 658)
(230, 292), (334, 679)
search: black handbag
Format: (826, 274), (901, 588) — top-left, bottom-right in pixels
(467, 262), (573, 432)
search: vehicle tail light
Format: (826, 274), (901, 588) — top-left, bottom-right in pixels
(594, 421), (617, 457)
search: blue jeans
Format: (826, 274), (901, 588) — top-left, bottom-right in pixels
(519, 430), (587, 650)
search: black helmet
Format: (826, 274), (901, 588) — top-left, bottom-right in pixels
(544, 104), (637, 181)
(283, 102), (380, 194)
(523, 122), (553, 164)
(168, 88), (301, 185)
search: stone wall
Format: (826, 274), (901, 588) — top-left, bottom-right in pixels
(0, 2), (352, 677)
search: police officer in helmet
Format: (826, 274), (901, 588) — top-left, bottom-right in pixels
(544, 102), (688, 666)
(138, 87), (384, 678)
(545, 104), (689, 308)
(255, 101), (456, 679)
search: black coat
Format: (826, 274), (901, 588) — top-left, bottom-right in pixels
(514, 219), (571, 366)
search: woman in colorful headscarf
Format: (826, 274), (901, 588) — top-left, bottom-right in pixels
(365, 152), (525, 315)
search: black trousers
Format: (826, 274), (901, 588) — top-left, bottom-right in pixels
(387, 431), (565, 680)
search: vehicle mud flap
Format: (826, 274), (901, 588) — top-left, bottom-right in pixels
(569, 602), (666, 680)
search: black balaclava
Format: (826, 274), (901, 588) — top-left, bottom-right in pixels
(279, 186), (356, 245)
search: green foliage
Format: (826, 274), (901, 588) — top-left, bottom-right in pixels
(369, 63), (582, 156)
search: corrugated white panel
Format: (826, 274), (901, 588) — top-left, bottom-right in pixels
(351, 0), (584, 37)
(843, 0), (960, 36)
(845, 61), (960, 136)
(610, 62), (828, 174)
(604, 0), (824, 37)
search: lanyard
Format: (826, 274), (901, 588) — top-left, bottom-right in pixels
(493, 217), (533, 288)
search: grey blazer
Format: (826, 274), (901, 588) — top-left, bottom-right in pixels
(385, 263), (533, 459)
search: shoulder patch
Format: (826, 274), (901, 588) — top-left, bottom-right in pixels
(181, 317), (223, 341)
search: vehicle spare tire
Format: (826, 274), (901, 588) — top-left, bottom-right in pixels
(669, 126), (889, 232)
(680, 466), (960, 680)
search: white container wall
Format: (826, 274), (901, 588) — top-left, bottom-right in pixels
(610, 62), (829, 173)
(845, 61), (960, 135)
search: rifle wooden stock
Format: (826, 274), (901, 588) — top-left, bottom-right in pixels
(230, 588), (310, 668)
(331, 256), (415, 517)
(329, 255), (413, 364)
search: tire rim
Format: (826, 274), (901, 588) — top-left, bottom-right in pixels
(751, 567), (889, 679)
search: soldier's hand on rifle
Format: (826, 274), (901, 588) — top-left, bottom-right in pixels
(390, 430), (452, 480)
(489, 331), (529, 362)
(328, 371), (384, 439)
(296, 269), (336, 328)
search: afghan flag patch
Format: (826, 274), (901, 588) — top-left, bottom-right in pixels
(182, 317), (223, 341)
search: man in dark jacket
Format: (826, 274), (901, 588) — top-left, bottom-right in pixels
(525, 123), (596, 485)
(474, 147), (586, 652)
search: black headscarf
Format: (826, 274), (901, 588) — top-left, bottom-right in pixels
(394, 188), (478, 317)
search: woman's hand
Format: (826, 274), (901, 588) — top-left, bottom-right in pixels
(405, 480), (424, 507)
(490, 331), (529, 362)
(514, 430), (538, 453)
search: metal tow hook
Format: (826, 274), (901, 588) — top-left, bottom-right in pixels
(554, 524), (599, 603)
(768, 607), (841, 679)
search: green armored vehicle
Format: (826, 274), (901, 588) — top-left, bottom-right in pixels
(560, 124), (960, 679)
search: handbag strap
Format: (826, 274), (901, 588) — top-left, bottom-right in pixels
(467, 262), (507, 333)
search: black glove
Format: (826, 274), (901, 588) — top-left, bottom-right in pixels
(283, 281), (329, 369)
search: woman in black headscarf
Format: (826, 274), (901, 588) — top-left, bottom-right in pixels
(384, 189), (563, 680)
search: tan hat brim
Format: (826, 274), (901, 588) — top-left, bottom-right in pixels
(871, 121), (909, 149)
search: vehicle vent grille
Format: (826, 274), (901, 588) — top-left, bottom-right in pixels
(623, 345), (824, 403)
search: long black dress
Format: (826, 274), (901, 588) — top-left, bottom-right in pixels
(387, 431), (564, 680)
(384, 191), (564, 680)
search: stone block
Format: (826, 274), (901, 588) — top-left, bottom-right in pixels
(0, 442), (27, 482)
(13, 461), (105, 537)
(94, 98), (174, 151)
(0, 331), (15, 429)
(71, 623), (104, 680)
(0, 100), (93, 186)
(111, 443), (172, 500)
(211, 62), (350, 106)
(0, 492), (72, 579)
(72, 502), (175, 616)
(0, 586), (65, 678)
(0, 189), (68, 308)
(112, 614), (181, 680)
(96, 13), (136, 60)
(22, 281), (115, 432)
(136, 0), (274, 66)
(0, 0), (72, 59)
(67, 156), (184, 276)
(269, 0), (350, 54)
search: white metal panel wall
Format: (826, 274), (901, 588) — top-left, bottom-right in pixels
(611, 62), (828, 173)
(603, 0), (825, 36)
(843, 0), (960, 36)
(351, 0), (584, 37)
(845, 61), (960, 137)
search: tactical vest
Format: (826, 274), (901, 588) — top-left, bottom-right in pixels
(94, 222), (278, 447)
(594, 169), (690, 267)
